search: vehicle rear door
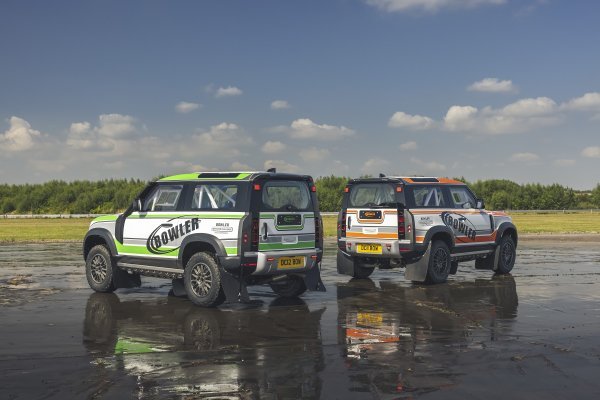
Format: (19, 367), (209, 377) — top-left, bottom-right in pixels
(258, 179), (316, 259)
(346, 183), (399, 253)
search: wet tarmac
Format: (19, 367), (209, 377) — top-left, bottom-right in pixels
(1, 239), (600, 399)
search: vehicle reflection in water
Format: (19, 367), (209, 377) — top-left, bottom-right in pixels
(83, 293), (325, 398)
(337, 275), (518, 397)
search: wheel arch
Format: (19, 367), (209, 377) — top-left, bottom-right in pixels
(424, 226), (455, 250)
(83, 228), (117, 260)
(496, 222), (518, 247)
(179, 233), (227, 268)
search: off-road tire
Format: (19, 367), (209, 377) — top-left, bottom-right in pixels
(269, 275), (307, 298)
(425, 240), (451, 284)
(352, 260), (375, 279)
(495, 235), (516, 274)
(86, 245), (116, 293)
(184, 252), (225, 307)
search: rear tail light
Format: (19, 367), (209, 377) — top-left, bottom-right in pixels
(315, 216), (321, 247)
(398, 211), (406, 240)
(339, 211), (347, 237)
(251, 218), (259, 250)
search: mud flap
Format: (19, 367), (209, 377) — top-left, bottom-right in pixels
(219, 267), (250, 303)
(404, 242), (432, 282)
(113, 269), (141, 289)
(337, 249), (355, 276)
(450, 261), (459, 275)
(171, 278), (186, 297)
(304, 263), (326, 292)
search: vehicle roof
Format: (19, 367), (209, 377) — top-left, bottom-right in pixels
(348, 176), (466, 185)
(158, 171), (313, 182)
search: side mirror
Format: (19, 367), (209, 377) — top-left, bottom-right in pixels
(476, 199), (485, 209)
(132, 199), (142, 211)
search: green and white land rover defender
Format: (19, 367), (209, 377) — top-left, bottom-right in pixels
(83, 171), (325, 307)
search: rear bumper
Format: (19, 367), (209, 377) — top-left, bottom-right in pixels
(244, 249), (322, 275)
(338, 238), (415, 258)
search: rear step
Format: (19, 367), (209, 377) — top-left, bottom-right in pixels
(117, 262), (183, 279)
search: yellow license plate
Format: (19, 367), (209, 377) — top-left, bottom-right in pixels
(357, 312), (383, 326)
(278, 256), (305, 269)
(357, 243), (382, 254)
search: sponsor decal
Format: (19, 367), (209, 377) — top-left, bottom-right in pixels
(147, 217), (200, 254)
(211, 222), (234, 234)
(440, 212), (477, 240)
(419, 216), (433, 226)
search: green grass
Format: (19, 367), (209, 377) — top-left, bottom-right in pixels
(0, 218), (92, 243)
(0, 213), (598, 243)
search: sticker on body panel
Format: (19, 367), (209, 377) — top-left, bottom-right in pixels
(440, 212), (476, 240)
(146, 217), (201, 254)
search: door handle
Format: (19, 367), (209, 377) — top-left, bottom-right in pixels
(458, 217), (466, 221)
(262, 222), (268, 240)
(161, 223), (173, 227)
(347, 216), (352, 230)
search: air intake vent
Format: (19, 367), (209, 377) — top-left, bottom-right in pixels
(197, 173), (240, 179)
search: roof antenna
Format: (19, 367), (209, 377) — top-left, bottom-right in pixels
(379, 173), (386, 178)
(267, 168), (277, 173)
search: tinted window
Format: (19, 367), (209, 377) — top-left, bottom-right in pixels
(261, 180), (312, 211)
(449, 186), (476, 209)
(349, 183), (396, 208)
(142, 185), (183, 211)
(191, 184), (240, 210)
(408, 186), (447, 208)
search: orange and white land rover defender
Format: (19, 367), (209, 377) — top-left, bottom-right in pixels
(336, 176), (518, 283)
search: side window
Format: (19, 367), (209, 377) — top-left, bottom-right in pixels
(142, 185), (183, 211)
(191, 184), (239, 210)
(449, 186), (476, 209)
(410, 186), (447, 208)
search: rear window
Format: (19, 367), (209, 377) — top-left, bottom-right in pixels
(348, 183), (396, 208)
(261, 180), (312, 212)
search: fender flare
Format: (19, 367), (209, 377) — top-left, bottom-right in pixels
(495, 222), (518, 246)
(83, 228), (117, 260)
(178, 233), (228, 264)
(423, 226), (455, 249)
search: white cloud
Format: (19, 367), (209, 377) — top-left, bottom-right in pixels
(300, 147), (330, 162)
(230, 161), (253, 171)
(399, 141), (418, 151)
(582, 146), (600, 158)
(444, 97), (559, 134)
(562, 92), (600, 111)
(215, 86), (243, 98)
(261, 140), (286, 154)
(361, 158), (390, 175)
(175, 101), (201, 114)
(554, 159), (576, 166)
(271, 100), (290, 110)
(287, 118), (355, 140)
(510, 152), (540, 162)
(388, 111), (434, 130)
(468, 78), (517, 93)
(364, 0), (506, 13)
(67, 114), (138, 150)
(189, 122), (253, 158)
(0, 116), (42, 151)
(410, 157), (446, 172)
(263, 159), (300, 173)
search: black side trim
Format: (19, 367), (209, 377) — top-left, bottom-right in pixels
(119, 256), (180, 269)
(452, 244), (495, 254)
(83, 228), (118, 260)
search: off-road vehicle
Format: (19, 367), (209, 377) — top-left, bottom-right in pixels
(83, 170), (325, 307)
(337, 176), (517, 283)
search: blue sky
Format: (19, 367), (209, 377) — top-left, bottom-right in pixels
(1, 0), (599, 189)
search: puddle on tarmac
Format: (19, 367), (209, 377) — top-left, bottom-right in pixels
(1, 238), (600, 398)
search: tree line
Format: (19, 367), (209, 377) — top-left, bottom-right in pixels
(1, 176), (599, 214)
